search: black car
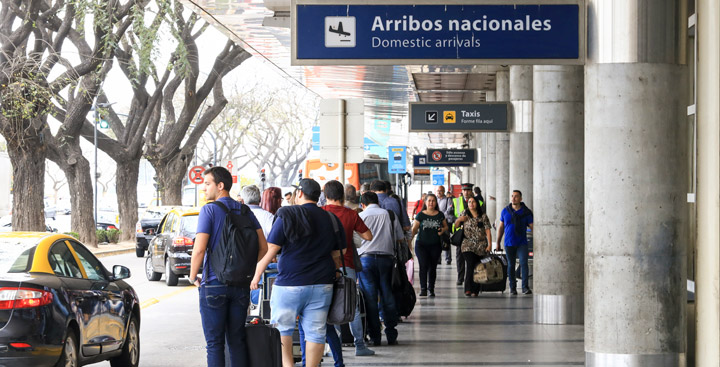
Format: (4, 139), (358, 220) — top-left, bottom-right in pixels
(145, 208), (199, 286)
(0, 232), (140, 367)
(135, 206), (177, 258)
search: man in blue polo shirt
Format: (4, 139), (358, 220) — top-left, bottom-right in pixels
(250, 178), (345, 367)
(496, 190), (534, 295)
(190, 166), (268, 367)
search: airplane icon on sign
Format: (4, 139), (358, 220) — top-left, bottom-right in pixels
(328, 22), (351, 37)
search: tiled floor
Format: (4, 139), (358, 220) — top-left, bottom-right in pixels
(339, 263), (585, 366)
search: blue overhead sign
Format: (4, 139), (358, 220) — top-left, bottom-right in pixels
(311, 126), (320, 151)
(388, 146), (407, 174)
(432, 172), (445, 186)
(293, 1), (584, 65)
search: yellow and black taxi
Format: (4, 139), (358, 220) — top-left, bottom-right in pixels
(145, 207), (200, 286)
(0, 232), (140, 367)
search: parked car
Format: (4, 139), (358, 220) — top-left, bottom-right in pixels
(0, 232), (140, 367)
(145, 207), (200, 286)
(0, 215), (57, 233)
(44, 199), (57, 220)
(135, 206), (178, 257)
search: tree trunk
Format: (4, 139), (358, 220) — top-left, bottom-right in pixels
(153, 151), (193, 205)
(48, 138), (97, 247)
(61, 152), (97, 246)
(7, 137), (46, 231)
(116, 160), (139, 242)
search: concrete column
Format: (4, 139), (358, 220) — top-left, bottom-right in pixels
(532, 65), (584, 325)
(495, 70), (510, 223)
(481, 90), (497, 211)
(478, 133), (486, 192)
(486, 131), (497, 224)
(585, 1), (688, 365)
(509, 65), (534, 208)
(696, 0), (720, 365)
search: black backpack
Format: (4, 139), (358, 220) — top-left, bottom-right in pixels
(206, 200), (259, 286)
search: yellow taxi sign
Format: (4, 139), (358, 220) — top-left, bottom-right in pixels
(443, 111), (456, 123)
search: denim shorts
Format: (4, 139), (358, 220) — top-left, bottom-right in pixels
(270, 284), (333, 344)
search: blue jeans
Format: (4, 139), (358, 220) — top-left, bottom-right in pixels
(506, 245), (530, 290)
(358, 255), (398, 344)
(198, 279), (250, 367)
(298, 321), (344, 367)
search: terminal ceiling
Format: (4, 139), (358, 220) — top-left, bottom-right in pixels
(183, 0), (503, 152)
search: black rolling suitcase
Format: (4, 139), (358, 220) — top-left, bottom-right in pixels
(478, 251), (508, 293)
(246, 321), (282, 367)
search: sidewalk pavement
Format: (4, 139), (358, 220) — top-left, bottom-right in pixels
(90, 240), (136, 258)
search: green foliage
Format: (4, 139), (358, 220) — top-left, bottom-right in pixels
(64, 232), (80, 240)
(0, 74), (54, 121)
(96, 229), (108, 243)
(95, 229), (122, 243)
(106, 229), (121, 243)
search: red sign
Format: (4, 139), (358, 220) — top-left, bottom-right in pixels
(227, 160), (233, 171)
(189, 166), (205, 185)
(431, 151), (442, 161)
(232, 175), (238, 184)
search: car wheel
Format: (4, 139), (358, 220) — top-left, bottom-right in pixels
(135, 247), (145, 258)
(165, 259), (179, 286)
(145, 257), (161, 281)
(55, 329), (78, 367)
(110, 315), (140, 367)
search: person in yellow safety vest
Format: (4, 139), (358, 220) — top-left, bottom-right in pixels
(452, 183), (482, 286)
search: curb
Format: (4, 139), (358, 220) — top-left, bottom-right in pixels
(94, 247), (136, 258)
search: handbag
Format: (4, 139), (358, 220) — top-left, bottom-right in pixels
(440, 232), (451, 251)
(326, 212), (357, 325)
(450, 228), (464, 247)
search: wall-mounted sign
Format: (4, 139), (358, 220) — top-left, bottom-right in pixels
(409, 102), (510, 132)
(413, 155), (472, 168)
(388, 146), (407, 174)
(426, 149), (477, 165)
(293, 0), (585, 65)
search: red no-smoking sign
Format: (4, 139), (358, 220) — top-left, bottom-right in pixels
(431, 151), (442, 161)
(189, 165), (206, 185)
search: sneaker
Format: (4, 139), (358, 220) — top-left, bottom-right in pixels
(428, 290), (435, 297)
(522, 288), (533, 295)
(510, 289), (518, 295)
(387, 340), (398, 346)
(371, 340), (382, 347)
(456, 281), (463, 286)
(355, 347), (375, 356)
(446, 261), (451, 265)
(419, 289), (427, 297)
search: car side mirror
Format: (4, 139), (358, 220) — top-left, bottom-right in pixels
(113, 265), (131, 280)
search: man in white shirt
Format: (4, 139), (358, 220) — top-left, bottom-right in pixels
(241, 185), (275, 237)
(357, 191), (404, 346)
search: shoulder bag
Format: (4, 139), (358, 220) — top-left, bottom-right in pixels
(326, 212), (357, 325)
(450, 227), (464, 247)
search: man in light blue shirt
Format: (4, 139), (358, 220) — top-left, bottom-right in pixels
(371, 180), (411, 231)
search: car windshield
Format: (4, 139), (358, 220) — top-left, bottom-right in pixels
(181, 214), (199, 233)
(0, 239), (38, 274)
(144, 208), (171, 220)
